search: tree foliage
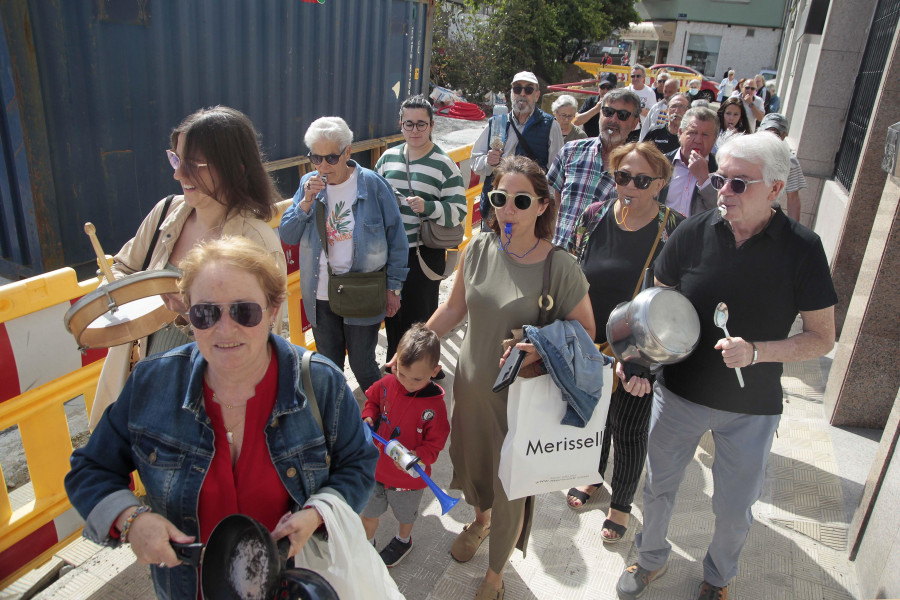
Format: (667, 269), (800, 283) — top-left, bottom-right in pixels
(431, 0), (639, 101)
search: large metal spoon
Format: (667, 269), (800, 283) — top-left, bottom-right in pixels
(714, 302), (745, 388)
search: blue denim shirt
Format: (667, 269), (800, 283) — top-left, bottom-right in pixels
(64, 334), (378, 600)
(279, 161), (409, 327)
(524, 321), (612, 427)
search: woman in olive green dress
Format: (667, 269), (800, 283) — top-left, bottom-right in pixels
(426, 156), (595, 600)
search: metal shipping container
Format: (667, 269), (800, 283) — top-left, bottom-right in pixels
(0, 0), (431, 277)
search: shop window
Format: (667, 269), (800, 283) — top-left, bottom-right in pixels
(685, 34), (721, 76)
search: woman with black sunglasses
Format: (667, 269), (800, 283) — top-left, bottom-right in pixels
(280, 116), (408, 394)
(565, 142), (683, 542)
(424, 156), (594, 600)
(90, 106), (287, 430)
(66, 236), (380, 600)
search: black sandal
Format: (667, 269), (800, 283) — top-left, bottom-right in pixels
(566, 486), (597, 510)
(601, 518), (628, 543)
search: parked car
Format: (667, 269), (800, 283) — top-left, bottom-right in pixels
(649, 64), (719, 102)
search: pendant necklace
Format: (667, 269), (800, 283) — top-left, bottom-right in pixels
(213, 392), (247, 445)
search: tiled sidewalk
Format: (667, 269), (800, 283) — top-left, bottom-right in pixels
(16, 336), (859, 600)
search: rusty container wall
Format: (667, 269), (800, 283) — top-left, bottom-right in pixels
(0, 0), (429, 275)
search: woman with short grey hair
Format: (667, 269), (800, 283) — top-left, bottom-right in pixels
(552, 94), (587, 143)
(280, 116), (409, 393)
(304, 116), (354, 151)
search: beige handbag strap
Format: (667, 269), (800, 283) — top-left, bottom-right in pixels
(631, 207), (669, 300)
(302, 350), (322, 434)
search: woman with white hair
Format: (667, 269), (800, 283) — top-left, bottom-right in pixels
(552, 94), (587, 143)
(718, 69), (737, 102)
(280, 117), (409, 392)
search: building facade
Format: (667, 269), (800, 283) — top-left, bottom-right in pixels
(772, 0), (900, 596)
(626, 0), (787, 78)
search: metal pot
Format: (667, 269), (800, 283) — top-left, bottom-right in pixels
(173, 514), (339, 600)
(606, 287), (701, 370)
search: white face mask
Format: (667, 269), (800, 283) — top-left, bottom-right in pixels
(688, 88), (699, 96)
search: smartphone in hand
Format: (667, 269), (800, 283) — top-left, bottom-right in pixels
(492, 345), (528, 393)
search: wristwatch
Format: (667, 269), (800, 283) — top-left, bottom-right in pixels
(389, 289), (401, 296)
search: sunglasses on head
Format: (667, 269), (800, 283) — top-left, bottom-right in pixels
(614, 171), (663, 190)
(307, 150), (345, 165)
(512, 85), (536, 95)
(709, 173), (764, 194)
(188, 302), (265, 330)
(487, 189), (539, 210)
(601, 106), (636, 121)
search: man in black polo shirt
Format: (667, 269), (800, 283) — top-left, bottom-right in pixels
(615, 133), (837, 600)
(643, 92), (689, 155)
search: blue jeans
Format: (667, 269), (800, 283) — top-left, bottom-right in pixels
(635, 382), (780, 587)
(314, 300), (382, 392)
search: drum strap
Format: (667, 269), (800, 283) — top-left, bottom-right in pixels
(142, 194), (175, 271)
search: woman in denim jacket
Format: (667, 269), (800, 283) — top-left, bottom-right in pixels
(280, 117), (409, 393)
(65, 237), (378, 600)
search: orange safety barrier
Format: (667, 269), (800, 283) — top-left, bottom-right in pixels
(0, 142), (481, 588)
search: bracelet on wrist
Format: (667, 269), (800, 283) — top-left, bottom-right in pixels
(750, 342), (759, 366)
(120, 505), (151, 544)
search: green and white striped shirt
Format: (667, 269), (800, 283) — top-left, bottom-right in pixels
(376, 143), (467, 246)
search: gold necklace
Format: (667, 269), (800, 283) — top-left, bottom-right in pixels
(213, 391), (248, 410)
(213, 392), (247, 445)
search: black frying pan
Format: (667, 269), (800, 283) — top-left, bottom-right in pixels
(173, 513), (339, 600)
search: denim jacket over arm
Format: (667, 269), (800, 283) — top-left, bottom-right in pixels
(278, 161), (409, 327)
(524, 321), (612, 427)
(64, 334), (378, 600)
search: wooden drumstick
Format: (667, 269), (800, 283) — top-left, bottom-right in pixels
(84, 222), (117, 283)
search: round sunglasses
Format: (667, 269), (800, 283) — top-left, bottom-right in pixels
(613, 171), (664, 190)
(189, 302), (265, 330)
(487, 189), (540, 210)
(709, 173), (764, 194)
(307, 149), (346, 165)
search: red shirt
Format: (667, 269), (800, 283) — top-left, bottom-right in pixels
(198, 348), (291, 543)
(361, 375), (449, 490)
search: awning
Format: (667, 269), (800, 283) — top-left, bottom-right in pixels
(622, 21), (676, 43)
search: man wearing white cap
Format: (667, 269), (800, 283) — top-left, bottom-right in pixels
(472, 71), (563, 226)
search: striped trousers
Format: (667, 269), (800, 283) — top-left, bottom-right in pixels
(597, 384), (655, 512)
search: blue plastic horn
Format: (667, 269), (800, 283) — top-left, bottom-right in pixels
(369, 428), (460, 515)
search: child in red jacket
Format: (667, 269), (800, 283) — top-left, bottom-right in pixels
(360, 324), (450, 567)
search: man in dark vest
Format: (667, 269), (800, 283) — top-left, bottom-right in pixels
(472, 71), (563, 227)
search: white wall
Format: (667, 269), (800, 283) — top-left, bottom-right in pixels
(667, 21), (782, 80)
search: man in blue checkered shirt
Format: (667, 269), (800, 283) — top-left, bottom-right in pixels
(549, 88), (642, 249)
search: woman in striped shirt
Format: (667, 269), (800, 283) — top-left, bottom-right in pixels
(376, 95), (467, 366)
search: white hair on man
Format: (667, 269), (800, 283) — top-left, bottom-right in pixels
(551, 94), (579, 112)
(679, 106), (720, 137)
(304, 116), (354, 150)
(718, 129), (791, 185)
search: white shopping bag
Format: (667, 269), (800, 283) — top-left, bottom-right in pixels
(498, 367), (612, 501)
